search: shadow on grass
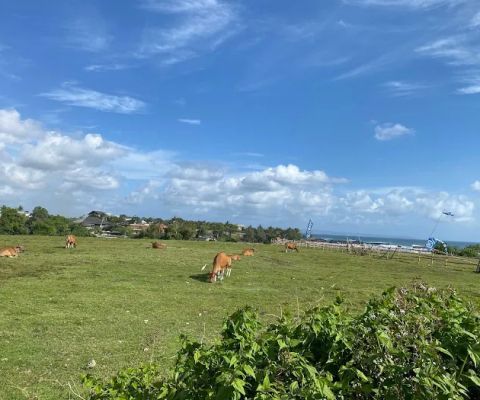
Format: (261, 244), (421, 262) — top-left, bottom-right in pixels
(189, 273), (210, 283)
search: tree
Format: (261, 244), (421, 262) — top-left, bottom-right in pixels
(0, 206), (28, 234)
(285, 227), (302, 241)
(244, 226), (256, 243)
(180, 225), (195, 240)
(31, 206), (49, 221)
(255, 225), (267, 243)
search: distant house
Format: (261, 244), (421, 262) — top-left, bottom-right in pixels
(80, 211), (112, 230)
(157, 223), (168, 232)
(129, 221), (151, 234)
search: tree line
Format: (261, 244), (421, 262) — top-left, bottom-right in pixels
(433, 241), (480, 258)
(0, 205), (303, 243)
(136, 217), (302, 243)
(0, 206), (90, 236)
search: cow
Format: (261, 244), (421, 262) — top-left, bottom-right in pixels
(0, 246), (23, 257)
(152, 241), (166, 249)
(229, 254), (241, 261)
(209, 252), (232, 283)
(285, 242), (299, 253)
(65, 235), (77, 249)
(242, 248), (255, 256)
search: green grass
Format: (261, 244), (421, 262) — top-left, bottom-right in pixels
(1, 235), (479, 399)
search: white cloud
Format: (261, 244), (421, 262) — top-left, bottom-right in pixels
(178, 118), (201, 125)
(0, 109), (476, 232)
(65, 17), (112, 52)
(0, 163), (46, 190)
(20, 132), (126, 170)
(345, 0), (466, 8)
(84, 64), (130, 72)
(416, 37), (480, 66)
(383, 80), (428, 96)
(374, 122), (414, 141)
(471, 12), (480, 28)
(0, 109), (43, 144)
(417, 33), (480, 94)
(471, 181), (480, 191)
(62, 167), (120, 190)
(138, 0), (238, 63)
(457, 74), (480, 94)
(41, 83), (145, 114)
(233, 152), (264, 158)
(0, 109), (130, 198)
(458, 84), (480, 94)
(342, 188), (474, 222)
(128, 163), (342, 219)
(125, 180), (162, 204)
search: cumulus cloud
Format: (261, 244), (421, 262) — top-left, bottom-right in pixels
(374, 122), (414, 141)
(342, 187), (474, 222)
(150, 163), (341, 219)
(0, 108), (475, 231)
(471, 181), (480, 191)
(41, 83), (145, 114)
(20, 133), (126, 170)
(0, 109), (127, 198)
(0, 108), (43, 144)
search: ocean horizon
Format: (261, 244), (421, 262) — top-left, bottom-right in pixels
(310, 233), (477, 249)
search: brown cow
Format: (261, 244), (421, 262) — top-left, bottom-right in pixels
(0, 245), (23, 257)
(285, 242), (299, 253)
(65, 235), (77, 249)
(242, 248), (255, 256)
(228, 254), (241, 261)
(152, 241), (166, 249)
(209, 252), (232, 283)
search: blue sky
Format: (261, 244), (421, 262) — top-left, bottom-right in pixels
(0, 0), (479, 241)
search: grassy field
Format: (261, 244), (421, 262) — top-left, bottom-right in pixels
(1, 235), (479, 399)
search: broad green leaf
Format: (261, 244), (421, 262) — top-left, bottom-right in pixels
(436, 346), (454, 360)
(232, 378), (246, 395)
(243, 365), (256, 379)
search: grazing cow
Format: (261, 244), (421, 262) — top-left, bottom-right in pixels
(229, 254), (241, 261)
(242, 248), (255, 256)
(65, 235), (77, 249)
(209, 252), (232, 283)
(152, 241), (166, 249)
(0, 246), (23, 257)
(285, 242), (299, 253)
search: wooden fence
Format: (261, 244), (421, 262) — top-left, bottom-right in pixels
(272, 238), (480, 270)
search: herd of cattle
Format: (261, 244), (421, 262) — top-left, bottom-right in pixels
(0, 235), (300, 283)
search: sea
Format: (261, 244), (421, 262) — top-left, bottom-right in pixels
(310, 233), (476, 249)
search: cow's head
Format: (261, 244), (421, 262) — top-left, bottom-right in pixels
(208, 271), (216, 283)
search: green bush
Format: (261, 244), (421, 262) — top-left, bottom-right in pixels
(82, 284), (480, 399)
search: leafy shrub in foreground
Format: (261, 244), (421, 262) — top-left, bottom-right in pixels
(83, 284), (480, 399)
